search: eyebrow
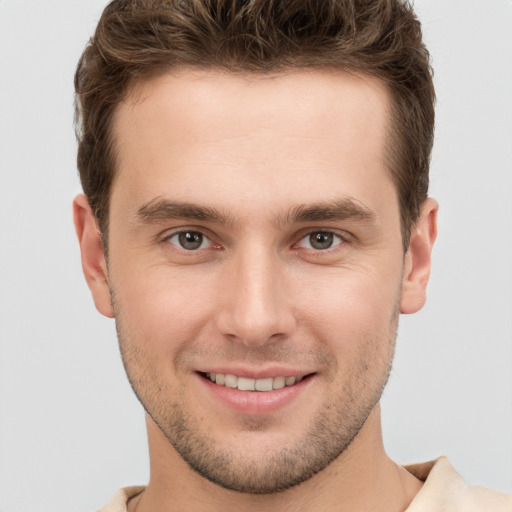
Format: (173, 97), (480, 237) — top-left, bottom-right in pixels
(135, 198), (234, 225)
(135, 197), (376, 227)
(283, 198), (376, 226)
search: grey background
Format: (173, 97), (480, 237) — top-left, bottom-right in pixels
(0, 1), (511, 510)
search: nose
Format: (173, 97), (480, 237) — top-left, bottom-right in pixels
(215, 244), (296, 347)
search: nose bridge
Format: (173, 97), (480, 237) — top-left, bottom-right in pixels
(216, 240), (295, 346)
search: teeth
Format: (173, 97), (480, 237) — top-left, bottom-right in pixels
(224, 374), (237, 388)
(255, 378), (273, 391)
(237, 377), (255, 391)
(273, 376), (285, 389)
(205, 373), (304, 391)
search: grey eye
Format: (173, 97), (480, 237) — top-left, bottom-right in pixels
(297, 231), (343, 251)
(168, 231), (210, 250)
(309, 232), (334, 250)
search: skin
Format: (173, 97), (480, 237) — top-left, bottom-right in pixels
(74, 69), (437, 511)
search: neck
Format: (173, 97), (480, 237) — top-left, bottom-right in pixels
(131, 406), (422, 512)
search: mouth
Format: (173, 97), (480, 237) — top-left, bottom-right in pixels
(200, 372), (311, 392)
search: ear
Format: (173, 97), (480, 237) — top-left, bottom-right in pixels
(400, 198), (438, 314)
(73, 194), (114, 318)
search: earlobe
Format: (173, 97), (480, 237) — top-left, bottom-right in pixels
(73, 194), (114, 318)
(400, 198), (438, 315)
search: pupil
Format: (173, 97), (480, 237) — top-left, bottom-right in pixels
(179, 231), (202, 250)
(310, 232), (333, 250)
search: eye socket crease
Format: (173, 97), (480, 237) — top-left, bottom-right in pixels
(139, 196), (378, 257)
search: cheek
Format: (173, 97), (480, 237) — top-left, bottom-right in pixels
(111, 262), (218, 359)
(110, 246), (403, 362)
(296, 263), (401, 325)
(291, 263), (401, 360)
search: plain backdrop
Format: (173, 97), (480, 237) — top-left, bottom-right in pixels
(0, 1), (511, 510)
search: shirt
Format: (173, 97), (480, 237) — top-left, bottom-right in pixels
(97, 457), (512, 511)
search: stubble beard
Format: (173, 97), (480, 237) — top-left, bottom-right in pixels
(113, 295), (399, 494)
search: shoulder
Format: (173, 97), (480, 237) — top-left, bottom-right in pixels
(405, 457), (512, 512)
(95, 486), (145, 512)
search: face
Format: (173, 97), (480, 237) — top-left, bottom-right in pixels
(75, 69), (435, 493)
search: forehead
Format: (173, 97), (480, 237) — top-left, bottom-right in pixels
(111, 68), (395, 222)
(115, 67), (390, 151)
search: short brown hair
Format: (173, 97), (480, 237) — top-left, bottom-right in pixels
(75, 0), (434, 250)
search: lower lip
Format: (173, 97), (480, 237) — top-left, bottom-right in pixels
(197, 374), (311, 415)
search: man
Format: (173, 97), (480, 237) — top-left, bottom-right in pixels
(72, 0), (512, 510)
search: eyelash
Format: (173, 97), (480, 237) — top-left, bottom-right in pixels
(295, 230), (345, 251)
(163, 230), (217, 252)
(162, 228), (350, 254)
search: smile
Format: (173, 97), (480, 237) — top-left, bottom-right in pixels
(204, 372), (305, 392)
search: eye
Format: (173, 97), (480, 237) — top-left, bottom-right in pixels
(167, 231), (212, 251)
(297, 231), (344, 250)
